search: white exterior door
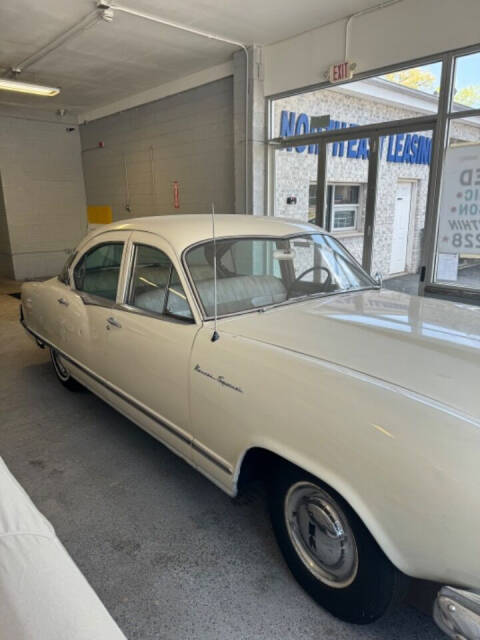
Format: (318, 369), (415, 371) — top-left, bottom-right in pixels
(389, 181), (412, 274)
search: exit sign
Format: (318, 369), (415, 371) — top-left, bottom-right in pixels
(328, 61), (355, 83)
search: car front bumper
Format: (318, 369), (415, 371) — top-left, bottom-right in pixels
(434, 586), (480, 639)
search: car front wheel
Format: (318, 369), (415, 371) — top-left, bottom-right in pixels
(49, 348), (81, 391)
(269, 466), (408, 624)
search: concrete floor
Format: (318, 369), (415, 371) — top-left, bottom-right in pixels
(0, 287), (444, 640)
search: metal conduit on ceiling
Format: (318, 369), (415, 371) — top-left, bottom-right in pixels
(5, 2), (251, 213)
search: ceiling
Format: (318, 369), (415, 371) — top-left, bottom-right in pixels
(0, 0), (383, 114)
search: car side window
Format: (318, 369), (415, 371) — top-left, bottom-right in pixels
(128, 244), (193, 320)
(74, 242), (124, 301)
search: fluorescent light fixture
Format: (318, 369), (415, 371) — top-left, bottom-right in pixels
(0, 78), (60, 97)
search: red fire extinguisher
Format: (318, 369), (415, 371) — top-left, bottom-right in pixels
(173, 181), (180, 209)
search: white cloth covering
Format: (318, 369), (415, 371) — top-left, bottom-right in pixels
(0, 457), (127, 640)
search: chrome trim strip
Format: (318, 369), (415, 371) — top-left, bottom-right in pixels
(116, 302), (195, 324)
(20, 322), (187, 436)
(191, 440), (233, 475)
(79, 292), (117, 308)
(56, 344), (188, 443)
(20, 320), (232, 475)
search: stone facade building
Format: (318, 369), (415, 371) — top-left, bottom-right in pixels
(272, 78), (480, 278)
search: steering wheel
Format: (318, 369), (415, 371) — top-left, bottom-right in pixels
(286, 265), (332, 299)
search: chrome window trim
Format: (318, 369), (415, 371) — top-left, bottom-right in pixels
(115, 302), (196, 325)
(72, 239), (126, 306)
(58, 251), (77, 286)
(124, 241), (196, 324)
(181, 232), (377, 321)
(79, 291), (117, 309)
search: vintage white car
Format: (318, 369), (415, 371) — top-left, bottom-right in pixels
(20, 215), (480, 636)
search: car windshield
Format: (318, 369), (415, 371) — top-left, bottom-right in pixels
(185, 233), (375, 317)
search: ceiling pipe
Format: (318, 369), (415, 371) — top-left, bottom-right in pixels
(345, 0), (404, 61)
(4, 8), (107, 77)
(98, 2), (247, 50)
(98, 1), (251, 214)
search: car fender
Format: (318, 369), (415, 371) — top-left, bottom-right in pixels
(191, 329), (480, 588)
(233, 436), (415, 579)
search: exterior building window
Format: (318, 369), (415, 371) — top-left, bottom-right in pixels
(308, 184), (317, 220)
(309, 183), (361, 233)
(330, 184), (360, 230)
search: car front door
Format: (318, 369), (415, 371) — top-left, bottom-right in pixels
(98, 231), (200, 460)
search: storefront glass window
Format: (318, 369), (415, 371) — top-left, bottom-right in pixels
(451, 52), (480, 112)
(372, 129), (433, 293)
(434, 116), (480, 288)
(270, 45), (480, 302)
(271, 62), (442, 142)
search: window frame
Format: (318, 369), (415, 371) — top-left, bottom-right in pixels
(450, 51), (480, 113)
(267, 42), (480, 304)
(72, 240), (125, 306)
(310, 182), (362, 233)
(330, 184), (361, 232)
(58, 251), (77, 286)
(124, 242), (195, 323)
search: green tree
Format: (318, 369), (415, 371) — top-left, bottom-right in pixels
(454, 85), (480, 108)
(384, 68), (437, 92)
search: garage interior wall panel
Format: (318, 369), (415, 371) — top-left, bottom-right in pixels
(80, 78), (234, 220)
(0, 173), (13, 279)
(0, 114), (87, 280)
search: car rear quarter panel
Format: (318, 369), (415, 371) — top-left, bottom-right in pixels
(21, 278), (62, 343)
(190, 327), (480, 588)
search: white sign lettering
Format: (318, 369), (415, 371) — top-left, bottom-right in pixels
(438, 143), (480, 255)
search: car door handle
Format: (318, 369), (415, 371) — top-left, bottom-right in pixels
(57, 297), (69, 306)
(106, 316), (122, 329)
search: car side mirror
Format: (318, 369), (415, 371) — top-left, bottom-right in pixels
(374, 271), (383, 287)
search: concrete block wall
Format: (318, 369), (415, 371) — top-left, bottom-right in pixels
(80, 77), (234, 220)
(0, 113), (87, 280)
(0, 173), (13, 279)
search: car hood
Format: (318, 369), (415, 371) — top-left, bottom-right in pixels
(220, 288), (480, 420)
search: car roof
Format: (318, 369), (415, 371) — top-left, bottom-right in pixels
(86, 214), (326, 255)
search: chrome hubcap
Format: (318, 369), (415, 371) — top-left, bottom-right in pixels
(284, 482), (358, 588)
(51, 349), (69, 381)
